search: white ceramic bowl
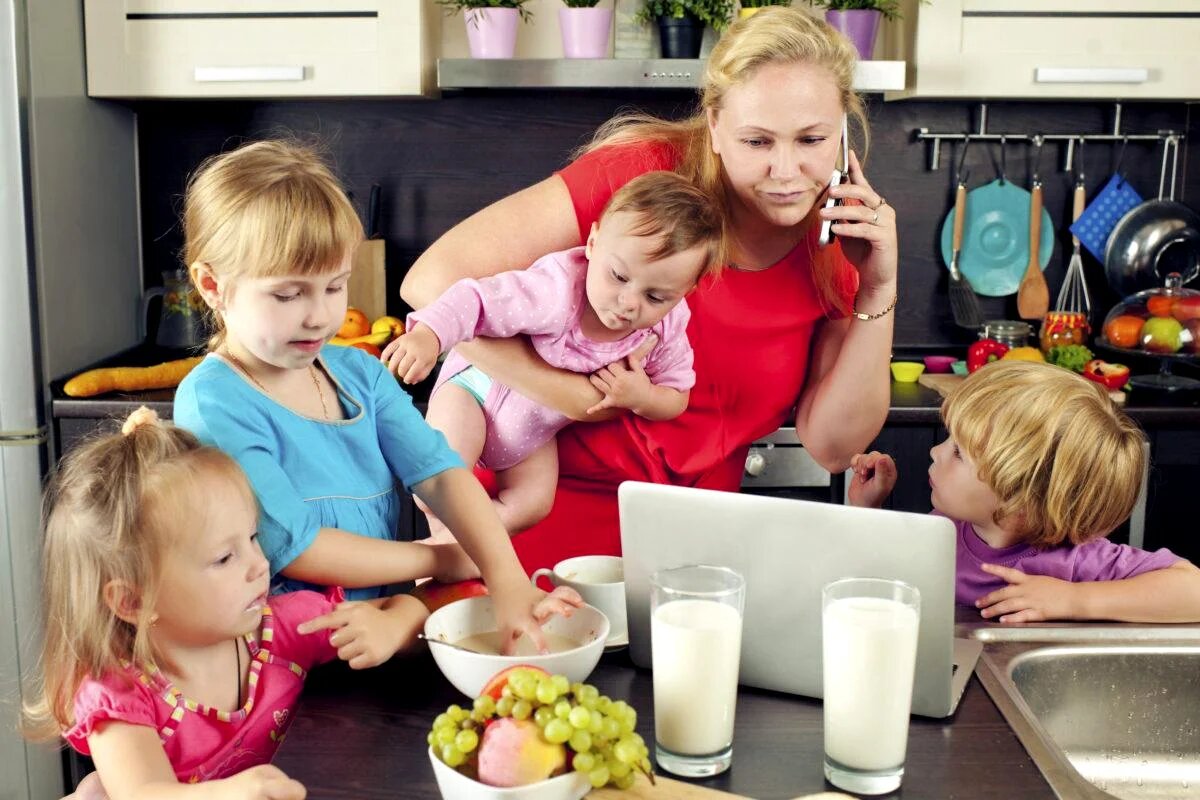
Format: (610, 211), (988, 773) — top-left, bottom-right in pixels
(424, 596), (608, 698)
(428, 747), (590, 800)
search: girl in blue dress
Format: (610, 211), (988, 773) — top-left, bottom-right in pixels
(174, 140), (580, 655)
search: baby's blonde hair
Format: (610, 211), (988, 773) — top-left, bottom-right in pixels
(602, 171), (726, 282)
(582, 7), (865, 314)
(22, 409), (254, 741)
(942, 361), (1146, 548)
(183, 139), (364, 348)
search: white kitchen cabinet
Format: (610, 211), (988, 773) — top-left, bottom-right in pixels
(886, 0), (1200, 100)
(84, 0), (438, 98)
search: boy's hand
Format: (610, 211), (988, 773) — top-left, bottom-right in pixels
(492, 580), (583, 655)
(297, 599), (417, 669)
(430, 542), (482, 583)
(846, 451), (897, 508)
(381, 323), (441, 384)
(222, 765), (306, 800)
(586, 356), (654, 415)
(976, 564), (1080, 623)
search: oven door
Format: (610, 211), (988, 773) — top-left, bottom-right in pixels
(739, 428), (845, 504)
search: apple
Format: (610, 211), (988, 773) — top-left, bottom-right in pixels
(409, 578), (488, 613)
(1172, 295), (1200, 323)
(1141, 316), (1184, 354)
(476, 718), (567, 788)
(372, 315), (406, 340)
(1184, 319), (1200, 354)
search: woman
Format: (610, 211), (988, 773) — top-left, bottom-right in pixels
(400, 8), (897, 570)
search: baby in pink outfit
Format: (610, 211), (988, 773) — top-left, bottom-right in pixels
(383, 172), (724, 534)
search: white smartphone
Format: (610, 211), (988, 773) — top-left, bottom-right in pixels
(818, 114), (850, 248)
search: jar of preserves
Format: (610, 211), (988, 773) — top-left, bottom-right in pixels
(1039, 311), (1090, 353)
(980, 320), (1034, 349)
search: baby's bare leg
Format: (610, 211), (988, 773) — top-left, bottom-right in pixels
(63, 773), (108, 800)
(421, 383), (486, 543)
(493, 440), (559, 534)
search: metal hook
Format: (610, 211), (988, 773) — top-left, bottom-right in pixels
(998, 135), (1008, 184)
(1074, 137), (1086, 186)
(1031, 134), (1045, 185)
(955, 135), (972, 186)
(1113, 135), (1129, 181)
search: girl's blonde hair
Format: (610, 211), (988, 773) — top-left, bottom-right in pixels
(581, 7), (866, 314)
(942, 361), (1146, 548)
(22, 408), (253, 741)
(183, 139), (364, 349)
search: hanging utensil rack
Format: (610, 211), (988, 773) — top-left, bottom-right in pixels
(915, 102), (1185, 172)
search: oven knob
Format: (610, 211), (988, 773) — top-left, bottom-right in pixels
(745, 451), (767, 477)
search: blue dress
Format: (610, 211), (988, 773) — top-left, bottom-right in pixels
(174, 345), (463, 600)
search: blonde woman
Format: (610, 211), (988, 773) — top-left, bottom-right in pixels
(400, 8), (897, 568)
(848, 361), (1200, 623)
(172, 140), (580, 653)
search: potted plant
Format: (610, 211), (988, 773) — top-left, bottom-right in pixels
(738, 0), (791, 21)
(636, 0), (735, 58)
(806, 0), (913, 60)
(560, 0), (614, 58)
(437, 0), (533, 59)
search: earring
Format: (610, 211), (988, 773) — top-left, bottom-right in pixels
(149, 613), (159, 626)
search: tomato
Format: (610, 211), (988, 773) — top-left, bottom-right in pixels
(1171, 295), (1200, 322)
(1103, 315), (1145, 349)
(1147, 295), (1178, 318)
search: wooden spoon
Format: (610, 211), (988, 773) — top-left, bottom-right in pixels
(1017, 178), (1049, 320)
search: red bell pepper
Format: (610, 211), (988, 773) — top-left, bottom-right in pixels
(967, 339), (1009, 373)
(1082, 359), (1131, 391)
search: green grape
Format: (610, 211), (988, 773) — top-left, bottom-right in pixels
(613, 739), (638, 765)
(554, 700), (572, 719)
(426, 731), (437, 747)
(568, 706), (592, 729)
(611, 700), (630, 718)
(569, 730), (592, 753)
(455, 728), (479, 754)
(535, 680), (559, 705)
(533, 706), (555, 727)
(573, 752), (596, 772)
(571, 682), (586, 698)
(496, 696), (515, 717)
(629, 732), (646, 748)
(501, 684), (513, 698)
(615, 771), (637, 790)
(587, 765), (611, 789)
(578, 685), (600, 704)
(551, 674), (570, 695)
(543, 718), (573, 744)
(511, 674), (538, 700)
(473, 695), (495, 717)
(441, 744), (466, 768)
(587, 713), (604, 735)
(512, 700), (532, 720)
(436, 726), (456, 746)
(447, 704), (465, 719)
(601, 717), (621, 740)
(609, 759), (632, 779)
(433, 713), (452, 730)
(596, 696), (612, 714)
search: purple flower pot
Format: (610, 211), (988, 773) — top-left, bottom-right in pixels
(465, 8), (519, 59)
(559, 7), (613, 58)
(825, 9), (881, 61)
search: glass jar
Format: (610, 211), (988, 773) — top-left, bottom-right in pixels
(1099, 273), (1200, 356)
(1039, 311), (1090, 353)
(980, 320), (1034, 349)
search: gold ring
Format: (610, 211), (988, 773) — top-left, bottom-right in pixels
(872, 210), (880, 225)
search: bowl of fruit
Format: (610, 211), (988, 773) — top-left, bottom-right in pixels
(428, 667), (652, 800)
(425, 596), (608, 698)
(1099, 273), (1200, 358)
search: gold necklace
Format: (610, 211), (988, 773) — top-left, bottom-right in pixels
(223, 349), (329, 421)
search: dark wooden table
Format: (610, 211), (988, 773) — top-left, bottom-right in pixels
(274, 649), (1054, 799)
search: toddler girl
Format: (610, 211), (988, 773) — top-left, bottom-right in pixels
(23, 408), (401, 797)
(848, 360), (1200, 623)
(382, 171), (723, 534)
(173, 140), (578, 653)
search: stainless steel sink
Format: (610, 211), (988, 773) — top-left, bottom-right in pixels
(967, 625), (1200, 799)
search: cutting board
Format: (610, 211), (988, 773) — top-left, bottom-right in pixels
(917, 371), (1125, 404)
(589, 774), (853, 799)
(348, 238), (386, 321)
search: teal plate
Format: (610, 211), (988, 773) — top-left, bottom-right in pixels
(940, 179), (1054, 297)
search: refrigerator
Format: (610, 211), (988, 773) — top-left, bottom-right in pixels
(1, 1), (140, 796)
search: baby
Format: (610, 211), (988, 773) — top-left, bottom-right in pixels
(849, 361), (1200, 623)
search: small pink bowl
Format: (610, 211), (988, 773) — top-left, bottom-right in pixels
(923, 355), (957, 374)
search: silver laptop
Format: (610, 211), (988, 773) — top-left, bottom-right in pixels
(618, 482), (982, 719)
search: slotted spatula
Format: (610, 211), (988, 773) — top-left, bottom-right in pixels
(948, 177), (984, 329)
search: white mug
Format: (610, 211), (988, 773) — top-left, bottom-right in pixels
(532, 555), (627, 645)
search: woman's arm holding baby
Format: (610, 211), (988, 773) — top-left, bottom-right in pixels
(978, 560), (1200, 623)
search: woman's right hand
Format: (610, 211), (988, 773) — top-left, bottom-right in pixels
(222, 765), (306, 800)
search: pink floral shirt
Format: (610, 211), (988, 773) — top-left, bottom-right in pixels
(65, 590), (340, 782)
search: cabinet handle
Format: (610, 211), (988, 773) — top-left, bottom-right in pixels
(1035, 67), (1148, 84)
(193, 66), (306, 83)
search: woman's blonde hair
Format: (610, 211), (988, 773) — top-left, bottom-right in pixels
(942, 361), (1146, 548)
(183, 139), (364, 349)
(582, 7), (866, 313)
(21, 408), (253, 741)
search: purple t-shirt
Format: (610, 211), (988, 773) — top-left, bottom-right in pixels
(952, 517), (1180, 605)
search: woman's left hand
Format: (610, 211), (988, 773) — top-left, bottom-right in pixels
(821, 149), (897, 294)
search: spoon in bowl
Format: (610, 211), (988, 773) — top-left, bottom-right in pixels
(417, 632), (481, 654)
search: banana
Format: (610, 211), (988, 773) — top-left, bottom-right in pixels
(330, 331), (391, 347)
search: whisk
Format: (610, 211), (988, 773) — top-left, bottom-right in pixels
(1055, 150), (1092, 318)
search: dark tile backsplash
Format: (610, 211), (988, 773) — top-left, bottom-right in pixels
(136, 93), (1196, 347)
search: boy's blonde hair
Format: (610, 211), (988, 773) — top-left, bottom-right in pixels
(601, 171), (726, 282)
(582, 7), (865, 314)
(22, 409), (254, 741)
(183, 139), (364, 348)
(942, 361), (1146, 548)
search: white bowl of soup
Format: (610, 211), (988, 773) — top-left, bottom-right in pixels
(424, 596), (609, 698)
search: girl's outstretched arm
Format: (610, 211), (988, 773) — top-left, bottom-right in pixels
(281, 530), (476, 588)
(414, 467), (583, 653)
(87, 722), (306, 799)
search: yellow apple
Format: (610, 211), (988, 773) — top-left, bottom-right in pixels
(371, 315), (405, 340)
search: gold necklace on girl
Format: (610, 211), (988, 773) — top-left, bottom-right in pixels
(223, 348), (330, 421)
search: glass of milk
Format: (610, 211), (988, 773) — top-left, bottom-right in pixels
(649, 564), (745, 777)
(821, 577), (921, 795)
